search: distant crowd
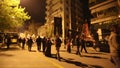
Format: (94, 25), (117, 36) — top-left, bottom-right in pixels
(16, 34), (62, 61)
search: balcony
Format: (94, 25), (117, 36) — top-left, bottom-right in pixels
(89, 0), (110, 7)
(91, 15), (118, 24)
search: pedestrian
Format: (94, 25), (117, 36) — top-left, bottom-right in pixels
(21, 38), (26, 50)
(108, 24), (120, 68)
(36, 36), (42, 52)
(55, 35), (62, 61)
(27, 37), (33, 51)
(64, 37), (68, 49)
(6, 36), (11, 49)
(18, 37), (22, 47)
(75, 35), (81, 56)
(45, 38), (52, 57)
(42, 36), (47, 53)
(67, 39), (72, 53)
(81, 35), (88, 53)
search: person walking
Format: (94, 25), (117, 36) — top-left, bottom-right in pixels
(108, 24), (120, 68)
(45, 38), (52, 57)
(55, 35), (62, 61)
(27, 37), (33, 51)
(64, 37), (68, 49)
(21, 38), (26, 50)
(75, 35), (81, 56)
(42, 37), (47, 53)
(36, 36), (42, 52)
(6, 36), (11, 49)
(67, 39), (72, 53)
(81, 35), (88, 53)
(18, 37), (22, 47)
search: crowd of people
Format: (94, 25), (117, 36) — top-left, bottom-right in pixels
(16, 33), (90, 61)
(64, 18), (120, 68)
(4, 19), (120, 67)
(17, 34), (62, 61)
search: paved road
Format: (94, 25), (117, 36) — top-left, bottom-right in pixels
(0, 44), (116, 68)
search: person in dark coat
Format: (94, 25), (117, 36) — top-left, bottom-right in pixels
(36, 36), (42, 52)
(80, 35), (88, 53)
(64, 37), (68, 49)
(45, 38), (52, 57)
(55, 35), (62, 61)
(67, 39), (72, 53)
(21, 38), (26, 50)
(75, 35), (81, 56)
(27, 37), (33, 51)
(6, 36), (11, 49)
(42, 37), (47, 53)
(18, 37), (22, 47)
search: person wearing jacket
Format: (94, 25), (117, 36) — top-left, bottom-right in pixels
(108, 25), (120, 68)
(27, 37), (33, 51)
(45, 38), (52, 57)
(55, 35), (62, 61)
(36, 36), (42, 52)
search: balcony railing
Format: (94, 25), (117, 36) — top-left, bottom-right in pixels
(89, 0), (108, 7)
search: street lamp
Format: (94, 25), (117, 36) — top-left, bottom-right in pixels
(119, 15), (120, 18)
(118, 0), (120, 18)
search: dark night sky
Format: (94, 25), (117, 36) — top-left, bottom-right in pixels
(20, 0), (46, 23)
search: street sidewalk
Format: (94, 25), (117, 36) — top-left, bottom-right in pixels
(50, 45), (115, 68)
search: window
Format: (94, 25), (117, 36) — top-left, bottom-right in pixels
(66, 0), (69, 4)
(66, 14), (69, 19)
(66, 7), (69, 11)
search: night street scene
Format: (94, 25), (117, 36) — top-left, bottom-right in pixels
(0, 0), (120, 68)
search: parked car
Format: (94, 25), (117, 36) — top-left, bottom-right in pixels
(84, 36), (110, 53)
(84, 37), (95, 47)
(0, 32), (5, 46)
(93, 39), (110, 53)
(0, 32), (4, 43)
(4, 32), (19, 44)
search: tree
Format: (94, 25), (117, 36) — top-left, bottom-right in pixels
(0, 0), (30, 31)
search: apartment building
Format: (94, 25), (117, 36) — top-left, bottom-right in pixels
(89, 0), (119, 40)
(45, 0), (89, 39)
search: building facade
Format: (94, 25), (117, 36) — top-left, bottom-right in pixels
(45, 0), (90, 40)
(89, 0), (119, 40)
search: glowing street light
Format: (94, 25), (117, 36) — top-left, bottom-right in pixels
(119, 15), (120, 18)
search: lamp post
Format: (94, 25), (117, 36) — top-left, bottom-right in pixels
(119, 15), (120, 18)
